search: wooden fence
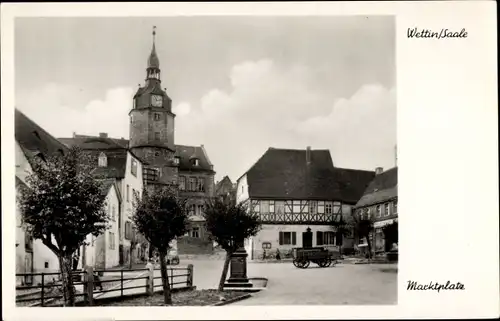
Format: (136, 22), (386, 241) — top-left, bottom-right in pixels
(16, 264), (194, 307)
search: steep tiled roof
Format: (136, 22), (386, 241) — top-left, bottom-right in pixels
(97, 178), (122, 203)
(58, 137), (130, 179)
(15, 109), (68, 163)
(174, 145), (214, 173)
(242, 147), (374, 203)
(355, 167), (398, 207)
(58, 136), (215, 175)
(215, 176), (233, 194)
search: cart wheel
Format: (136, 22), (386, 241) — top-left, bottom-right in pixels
(293, 259), (300, 268)
(318, 259), (327, 268)
(325, 257), (332, 267)
(297, 260), (310, 269)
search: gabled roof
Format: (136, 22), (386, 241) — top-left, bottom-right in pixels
(59, 135), (128, 150)
(216, 176), (233, 194)
(98, 178), (122, 203)
(240, 147), (374, 203)
(175, 144), (214, 173)
(58, 137), (131, 179)
(59, 135), (215, 175)
(355, 167), (398, 207)
(15, 109), (68, 163)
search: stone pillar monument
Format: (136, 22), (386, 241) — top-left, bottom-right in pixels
(224, 242), (253, 289)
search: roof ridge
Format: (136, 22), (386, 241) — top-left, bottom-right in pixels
(16, 109), (68, 152)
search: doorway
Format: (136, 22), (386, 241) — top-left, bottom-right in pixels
(302, 227), (313, 248)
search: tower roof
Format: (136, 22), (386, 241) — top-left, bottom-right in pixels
(147, 26), (160, 69)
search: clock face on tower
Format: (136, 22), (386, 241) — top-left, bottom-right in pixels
(151, 95), (163, 107)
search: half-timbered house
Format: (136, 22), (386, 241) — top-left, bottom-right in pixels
(236, 147), (375, 260)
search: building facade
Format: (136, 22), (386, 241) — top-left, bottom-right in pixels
(354, 167), (398, 253)
(236, 147), (375, 260)
(215, 175), (237, 204)
(58, 134), (145, 266)
(15, 109), (68, 285)
(59, 28), (216, 256)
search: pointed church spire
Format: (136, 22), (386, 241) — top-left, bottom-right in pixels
(147, 26), (160, 70)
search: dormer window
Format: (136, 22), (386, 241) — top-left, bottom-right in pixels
(192, 158), (199, 166)
(98, 152), (107, 167)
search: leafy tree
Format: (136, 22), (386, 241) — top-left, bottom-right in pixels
(203, 198), (261, 291)
(382, 221), (398, 252)
(17, 146), (108, 306)
(132, 187), (188, 305)
(330, 214), (352, 256)
(352, 213), (374, 259)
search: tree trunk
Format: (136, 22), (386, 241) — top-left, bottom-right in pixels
(218, 252), (231, 291)
(365, 235), (373, 259)
(58, 255), (76, 306)
(158, 250), (172, 305)
(129, 243), (134, 269)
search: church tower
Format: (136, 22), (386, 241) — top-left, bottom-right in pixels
(129, 27), (178, 189)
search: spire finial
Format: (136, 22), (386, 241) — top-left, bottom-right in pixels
(152, 26), (156, 43)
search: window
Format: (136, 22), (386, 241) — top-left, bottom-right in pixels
(318, 201), (325, 214)
(188, 204), (195, 216)
(393, 200), (398, 214)
(366, 208), (371, 219)
(193, 159), (199, 166)
(325, 202), (333, 214)
(191, 227), (200, 238)
(292, 201), (301, 213)
(385, 203), (390, 216)
(275, 201), (285, 214)
(358, 209), (363, 220)
(125, 222), (132, 240)
(179, 176), (186, 191)
(127, 185), (130, 202)
(197, 178), (205, 192)
(98, 152), (107, 167)
(154, 132), (160, 141)
(154, 113), (160, 121)
(317, 231), (336, 245)
(197, 204), (204, 215)
(376, 205), (382, 217)
(279, 231), (296, 245)
(309, 201), (317, 214)
(174, 157), (180, 165)
(45, 262), (49, 269)
(155, 151), (160, 157)
(112, 205), (116, 221)
(260, 201), (270, 213)
(189, 177), (196, 191)
(131, 158), (137, 177)
(269, 200), (275, 213)
(109, 232), (115, 249)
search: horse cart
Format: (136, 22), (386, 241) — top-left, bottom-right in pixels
(292, 247), (335, 269)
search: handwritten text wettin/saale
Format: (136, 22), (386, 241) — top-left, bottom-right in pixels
(407, 28), (468, 39)
(407, 280), (465, 293)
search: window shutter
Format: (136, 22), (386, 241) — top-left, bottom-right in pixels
(317, 231), (323, 246)
(292, 232), (296, 245)
(279, 232), (283, 245)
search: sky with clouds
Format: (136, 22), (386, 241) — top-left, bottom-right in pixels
(15, 16), (396, 182)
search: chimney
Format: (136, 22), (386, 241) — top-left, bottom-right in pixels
(375, 167), (384, 175)
(72, 132), (76, 138)
(306, 146), (311, 164)
(99, 132), (108, 138)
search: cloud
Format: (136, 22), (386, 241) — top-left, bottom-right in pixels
(18, 60), (395, 183)
(174, 59), (396, 181)
(296, 84), (397, 169)
(17, 84), (133, 139)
